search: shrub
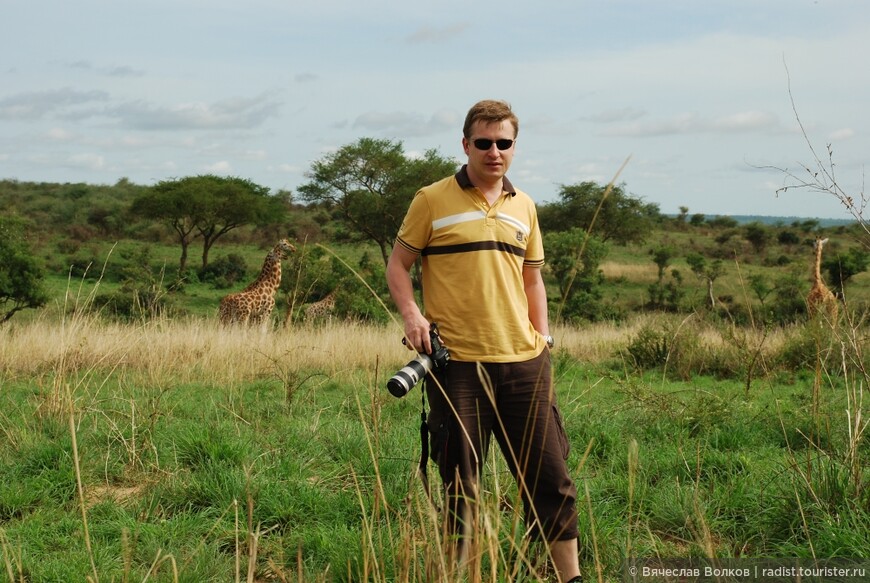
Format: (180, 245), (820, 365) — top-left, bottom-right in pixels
(92, 288), (170, 321)
(774, 325), (840, 375)
(64, 253), (123, 282)
(559, 290), (625, 323)
(199, 253), (248, 289)
(66, 223), (97, 243)
(0, 217), (49, 323)
(769, 273), (808, 324)
(625, 324), (671, 371)
(624, 319), (742, 380)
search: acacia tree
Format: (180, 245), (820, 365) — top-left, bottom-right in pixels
(0, 217), (48, 323)
(132, 175), (286, 272)
(131, 179), (199, 272)
(686, 252), (725, 309)
(647, 245), (683, 310)
(192, 175), (286, 269)
(538, 181), (661, 244)
(298, 138), (457, 266)
(744, 222), (771, 254)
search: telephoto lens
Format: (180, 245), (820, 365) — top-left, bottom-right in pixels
(386, 323), (449, 397)
(387, 353), (435, 398)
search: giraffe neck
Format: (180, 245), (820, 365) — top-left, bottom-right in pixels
(813, 246), (823, 286)
(247, 252), (282, 292)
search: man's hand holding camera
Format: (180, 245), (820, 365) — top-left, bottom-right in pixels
(402, 311), (433, 355)
(387, 323), (450, 398)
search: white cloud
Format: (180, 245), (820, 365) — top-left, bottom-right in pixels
(829, 128), (855, 141)
(105, 65), (145, 78)
(68, 153), (105, 170)
(243, 149), (268, 160)
(0, 88), (109, 120)
(600, 110), (781, 137)
(118, 135), (154, 148)
(271, 163), (300, 173)
(585, 108), (647, 124)
(352, 108), (458, 137)
(109, 93), (283, 131)
(62, 60), (145, 77)
(47, 127), (74, 141)
(712, 111), (780, 132)
(405, 22), (469, 44)
(204, 160), (233, 174)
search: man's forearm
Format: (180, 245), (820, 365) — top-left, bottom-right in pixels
(386, 245), (431, 352)
(523, 267), (550, 335)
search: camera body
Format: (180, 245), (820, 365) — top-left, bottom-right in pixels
(387, 324), (450, 398)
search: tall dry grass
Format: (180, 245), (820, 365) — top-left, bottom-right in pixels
(1, 312), (800, 386)
(599, 261), (659, 283)
(0, 316), (410, 386)
(0, 313), (633, 385)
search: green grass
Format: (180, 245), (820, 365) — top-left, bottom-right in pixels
(1, 336), (868, 581)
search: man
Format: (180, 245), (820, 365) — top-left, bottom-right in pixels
(386, 99), (582, 582)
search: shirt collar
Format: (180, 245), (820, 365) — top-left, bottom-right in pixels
(455, 164), (517, 197)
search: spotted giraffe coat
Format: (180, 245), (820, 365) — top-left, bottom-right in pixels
(219, 239), (296, 325)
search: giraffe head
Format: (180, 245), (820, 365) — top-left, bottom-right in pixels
(813, 237), (829, 252)
(273, 238), (297, 260)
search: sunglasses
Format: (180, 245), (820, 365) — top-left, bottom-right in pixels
(472, 138), (515, 151)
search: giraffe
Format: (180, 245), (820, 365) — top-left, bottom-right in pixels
(806, 237), (838, 322)
(304, 290), (337, 323)
(219, 239), (296, 326)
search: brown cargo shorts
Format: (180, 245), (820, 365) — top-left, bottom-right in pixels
(425, 348), (579, 542)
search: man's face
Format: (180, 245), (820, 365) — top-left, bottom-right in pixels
(462, 119), (516, 186)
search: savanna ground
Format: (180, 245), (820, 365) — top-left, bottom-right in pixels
(1, 276), (868, 581)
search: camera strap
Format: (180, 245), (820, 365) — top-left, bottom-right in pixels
(418, 387), (432, 502)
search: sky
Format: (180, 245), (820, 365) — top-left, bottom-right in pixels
(2, 0), (868, 220)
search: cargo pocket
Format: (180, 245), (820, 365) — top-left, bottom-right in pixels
(552, 405), (570, 460)
(429, 420), (450, 464)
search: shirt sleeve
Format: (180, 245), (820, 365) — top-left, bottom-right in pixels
(523, 205), (545, 267)
(395, 190), (432, 254)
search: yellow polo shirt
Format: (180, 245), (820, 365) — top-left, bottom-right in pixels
(396, 166), (547, 362)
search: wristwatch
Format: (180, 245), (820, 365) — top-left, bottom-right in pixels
(544, 335), (555, 348)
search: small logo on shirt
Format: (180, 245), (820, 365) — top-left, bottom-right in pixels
(516, 230), (525, 243)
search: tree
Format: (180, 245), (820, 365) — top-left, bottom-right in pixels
(191, 175), (286, 269)
(707, 215), (739, 229)
(131, 179), (200, 272)
(676, 206), (689, 226)
(0, 217), (49, 323)
(770, 272), (807, 324)
(686, 252), (724, 309)
(689, 213), (706, 227)
(777, 230), (800, 246)
(824, 247), (870, 292)
(543, 229), (609, 321)
(744, 222), (770, 254)
(647, 245), (683, 311)
(651, 245), (676, 281)
(538, 181), (660, 245)
(132, 175), (285, 272)
(298, 138), (457, 266)
(748, 273), (774, 308)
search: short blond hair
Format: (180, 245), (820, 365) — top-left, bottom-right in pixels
(463, 100), (518, 139)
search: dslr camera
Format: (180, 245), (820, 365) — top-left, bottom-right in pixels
(387, 323), (450, 398)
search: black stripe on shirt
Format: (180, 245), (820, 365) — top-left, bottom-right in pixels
(422, 240), (526, 258)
